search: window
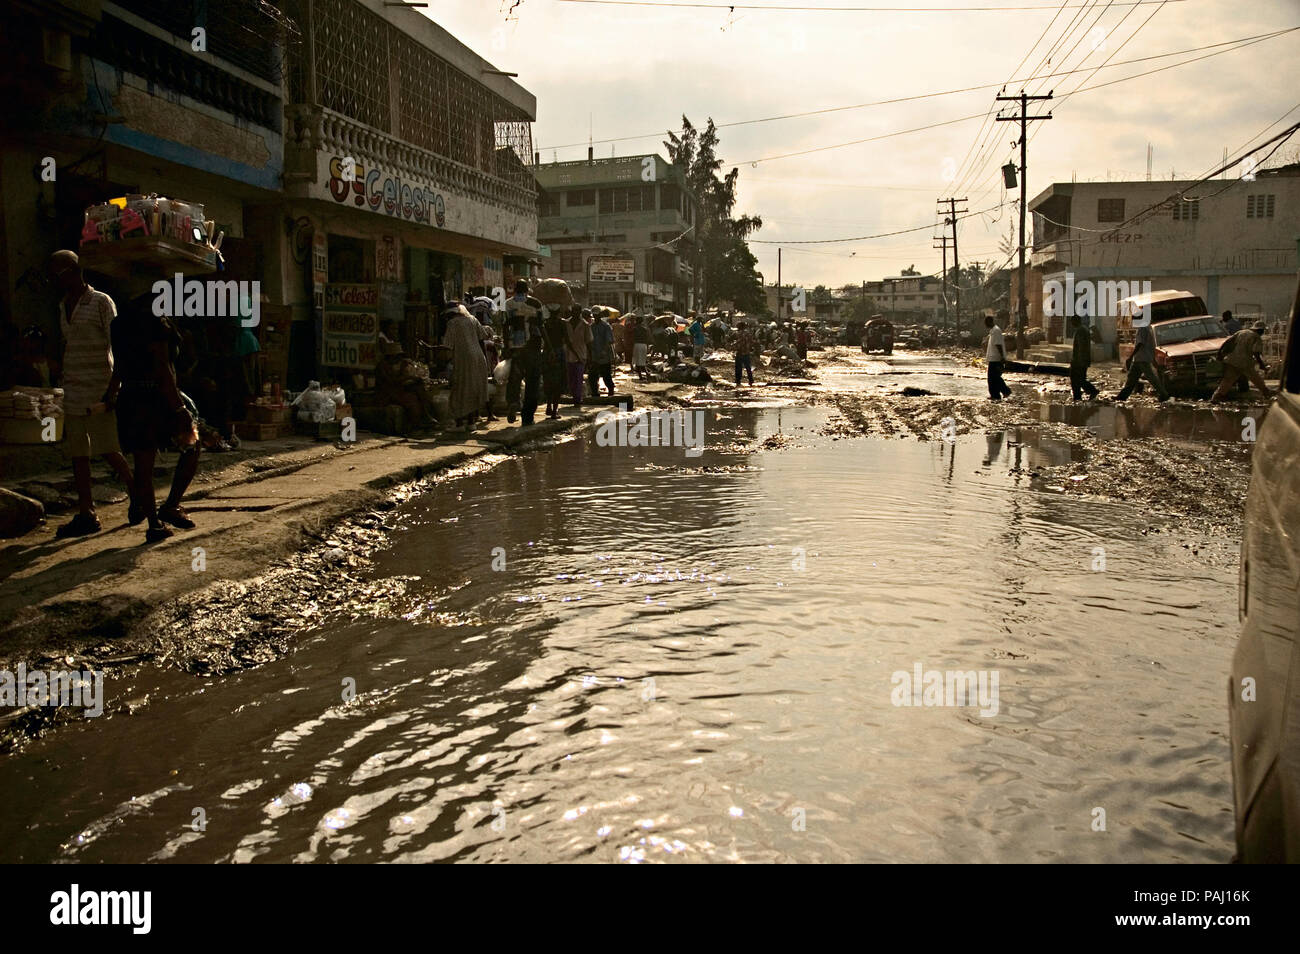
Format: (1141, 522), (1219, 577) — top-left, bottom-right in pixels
(660, 183), (681, 213)
(1246, 194), (1276, 219)
(538, 192), (560, 217)
(1097, 198), (1125, 223)
(560, 251), (583, 273)
(566, 189), (595, 208)
(598, 186), (656, 214)
(1172, 198), (1199, 221)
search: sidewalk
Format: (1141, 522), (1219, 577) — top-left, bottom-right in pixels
(0, 382), (680, 668)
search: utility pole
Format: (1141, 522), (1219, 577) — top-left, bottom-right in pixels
(776, 247), (782, 325)
(933, 233), (951, 328)
(997, 90), (1052, 359)
(938, 197), (966, 338)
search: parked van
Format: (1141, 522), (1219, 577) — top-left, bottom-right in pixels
(1229, 266), (1300, 862)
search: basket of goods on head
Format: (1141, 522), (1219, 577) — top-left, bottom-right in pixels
(76, 195), (221, 277)
(0, 387), (63, 444)
(531, 278), (575, 309)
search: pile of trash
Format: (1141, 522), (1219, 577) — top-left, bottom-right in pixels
(661, 362), (713, 385)
(290, 381), (346, 423)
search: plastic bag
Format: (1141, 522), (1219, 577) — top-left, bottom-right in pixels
(493, 359), (511, 386)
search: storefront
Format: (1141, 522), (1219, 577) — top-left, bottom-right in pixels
(279, 147), (538, 398)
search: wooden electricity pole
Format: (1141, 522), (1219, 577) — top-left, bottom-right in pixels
(933, 233), (951, 328)
(938, 197), (966, 336)
(996, 91), (1052, 359)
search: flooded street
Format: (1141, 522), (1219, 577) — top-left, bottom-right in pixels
(0, 353), (1241, 862)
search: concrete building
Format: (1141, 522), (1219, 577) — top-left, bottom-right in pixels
(0, 0), (539, 391)
(1030, 165), (1300, 346)
(862, 276), (945, 321)
(534, 155), (698, 314)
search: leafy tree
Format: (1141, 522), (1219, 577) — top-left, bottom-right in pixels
(664, 116), (763, 311)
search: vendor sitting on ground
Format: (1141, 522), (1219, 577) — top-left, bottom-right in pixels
(375, 340), (439, 433)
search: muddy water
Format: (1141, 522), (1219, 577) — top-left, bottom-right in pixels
(0, 404), (1237, 863)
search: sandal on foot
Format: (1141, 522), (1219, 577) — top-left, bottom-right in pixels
(158, 505), (196, 530)
(145, 523), (173, 543)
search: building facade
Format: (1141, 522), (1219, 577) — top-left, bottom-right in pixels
(0, 0), (539, 392)
(535, 155), (697, 314)
(1030, 166), (1300, 344)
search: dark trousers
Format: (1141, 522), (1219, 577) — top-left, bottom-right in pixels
(587, 362), (614, 397)
(1116, 360), (1168, 401)
(520, 350), (541, 424)
(735, 354), (753, 385)
(1070, 364), (1098, 400)
(987, 361), (1012, 400)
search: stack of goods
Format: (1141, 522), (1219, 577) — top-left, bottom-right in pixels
(0, 387), (63, 443)
(79, 195), (223, 251)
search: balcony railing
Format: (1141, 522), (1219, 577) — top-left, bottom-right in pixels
(286, 106), (536, 218)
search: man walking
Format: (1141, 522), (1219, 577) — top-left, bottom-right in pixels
(735, 320), (756, 387)
(1115, 319), (1170, 402)
(688, 313), (706, 364)
(110, 266), (201, 543)
(1068, 315), (1098, 401)
(564, 307), (593, 407)
(984, 315), (1012, 401)
(48, 250), (133, 538)
(588, 309), (615, 398)
(632, 316), (652, 380)
(1211, 321), (1274, 402)
(503, 280), (544, 424)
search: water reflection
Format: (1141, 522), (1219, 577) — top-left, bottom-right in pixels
(0, 406), (1236, 863)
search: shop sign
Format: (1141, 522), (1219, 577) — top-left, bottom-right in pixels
(325, 156), (447, 227)
(589, 255), (635, 285)
(322, 283), (378, 368)
(312, 231), (328, 310)
(377, 235), (401, 283)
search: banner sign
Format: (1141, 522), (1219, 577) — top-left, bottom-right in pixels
(589, 255), (636, 285)
(323, 156), (447, 227)
(322, 283), (378, 368)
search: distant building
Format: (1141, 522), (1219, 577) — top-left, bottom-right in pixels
(861, 276), (945, 321)
(535, 154), (698, 314)
(1030, 166), (1300, 343)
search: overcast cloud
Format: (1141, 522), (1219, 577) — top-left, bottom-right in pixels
(421, 0), (1300, 289)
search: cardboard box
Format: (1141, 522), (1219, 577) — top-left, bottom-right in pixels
(334, 403), (353, 421)
(247, 404), (293, 425)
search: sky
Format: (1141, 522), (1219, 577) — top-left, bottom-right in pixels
(417, 0), (1300, 290)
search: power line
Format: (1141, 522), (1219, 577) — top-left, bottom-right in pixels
(553, 0), (1184, 10)
(749, 201), (1010, 243)
(734, 29), (1292, 168)
(543, 29), (1292, 152)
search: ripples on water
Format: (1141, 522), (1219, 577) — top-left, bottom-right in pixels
(0, 406), (1236, 863)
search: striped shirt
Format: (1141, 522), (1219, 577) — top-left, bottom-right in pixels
(60, 285), (117, 414)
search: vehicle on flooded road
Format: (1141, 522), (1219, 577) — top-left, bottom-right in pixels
(1117, 290), (1231, 395)
(861, 316), (894, 354)
(1230, 268), (1300, 863)
(1151, 314), (1232, 393)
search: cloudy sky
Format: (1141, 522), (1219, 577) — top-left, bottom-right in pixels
(422, 0), (1298, 289)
